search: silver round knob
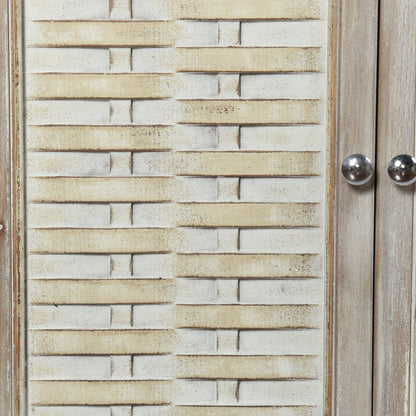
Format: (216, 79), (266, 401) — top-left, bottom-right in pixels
(341, 154), (374, 186)
(387, 154), (416, 186)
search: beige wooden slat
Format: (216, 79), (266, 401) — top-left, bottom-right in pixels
(27, 21), (178, 47)
(175, 152), (320, 177)
(28, 229), (172, 254)
(176, 355), (318, 379)
(27, 125), (173, 151)
(171, 0), (321, 19)
(27, 74), (174, 99)
(27, 177), (174, 202)
(176, 305), (319, 329)
(177, 203), (320, 227)
(176, 254), (321, 278)
(29, 279), (175, 305)
(176, 47), (322, 73)
(30, 380), (172, 405)
(172, 407), (314, 416)
(178, 100), (322, 125)
(30, 329), (174, 355)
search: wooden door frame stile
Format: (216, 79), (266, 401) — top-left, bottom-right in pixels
(0, 0), (374, 414)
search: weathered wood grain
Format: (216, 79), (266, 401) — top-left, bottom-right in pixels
(27, 21), (178, 47)
(30, 329), (174, 355)
(176, 305), (320, 329)
(334, 0), (378, 415)
(29, 279), (175, 304)
(373, 0), (416, 415)
(172, 407), (315, 416)
(30, 380), (172, 405)
(175, 254), (321, 278)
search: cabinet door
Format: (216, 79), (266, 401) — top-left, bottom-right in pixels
(374, 0), (416, 414)
(0, 0), (379, 415)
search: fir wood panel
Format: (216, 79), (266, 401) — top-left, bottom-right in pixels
(29, 279), (175, 305)
(27, 74), (175, 99)
(374, 0), (416, 414)
(28, 229), (173, 254)
(178, 100), (322, 125)
(172, 407), (314, 416)
(175, 254), (321, 278)
(175, 305), (320, 329)
(27, 125), (173, 151)
(27, 21), (178, 47)
(175, 48), (323, 73)
(176, 203), (320, 227)
(334, 0), (378, 415)
(169, 0), (321, 20)
(27, 177), (174, 202)
(30, 380), (172, 405)
(30, 330), (174, 355)
(174, 152), (321, 177)
(175, 355), (318, 379)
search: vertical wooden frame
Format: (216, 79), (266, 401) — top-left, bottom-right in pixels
(374, 0), (416, 414)
(334, 0), (379, 415)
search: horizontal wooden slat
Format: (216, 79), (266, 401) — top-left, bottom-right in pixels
(30, 380), (172, 405)
(176, 355), (318, 379)
(30, 330), (174, 355)
(175, 254), (321, 278)
(27, 125), (173, 151)
(27, 74), (174, 99)
(28, 229), (172, 254)
(175, 152), (320, 177)
(178, 100), (322, 125)
(27, 21), (177, 47)
(176, 305), (319, 329)
(176, 48), (322, 73)
(177, 203), (320, 227)
(27, 177), (174, 202)
(29, 279), (175, 304)
(170, 0), (321, 19)
(172, 406), (314, 416)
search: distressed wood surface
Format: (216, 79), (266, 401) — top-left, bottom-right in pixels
(373, 0), (416, 414)
(333, 0), (378, 415)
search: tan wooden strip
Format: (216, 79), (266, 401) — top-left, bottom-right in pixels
(30, 329), (174, 355)
(179, 100), (322, 125)
(172, 407), (314, 416)
(28, 229), (172, 254)
(175, 254), (321, 278)
(171, 0), (320, 19)
(176, 48), (322, 73)
(174, 152), (320, 177)
(30, 380), (172, 405)
(29, 279), (175, 305)
(27, 125), (173, 151)
(176, 355), (318, 379)
(177, 203), (320, 227)
(27, 177), (174, 202)
(176, 305), (319, 329)
(27, 21), (177, 47)
(27, 74), (174, 99)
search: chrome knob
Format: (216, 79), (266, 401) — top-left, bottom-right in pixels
(388, 154), (416, 186)
(341, 154), (374, 186)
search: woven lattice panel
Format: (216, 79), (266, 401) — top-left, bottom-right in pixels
(25, 0), (329, 415)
